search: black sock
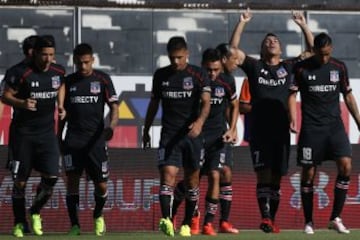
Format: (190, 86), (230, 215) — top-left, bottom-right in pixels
(183, 187), (199, 226)
(159, 184), (174, 219)
(330, 175), (350, 220)
(12, 196), (26, 225)
(30, 178), (57, 215)
(173, 181), (185, 217)
(301, 181), (314, 224)
(66, 194), (80, 226)
(204, 197), (218, 224)
(93, 192), (107, 219)
(219, 183), (232, 222)
(256, 183), (272, 219)
(270, 184), (280, 221)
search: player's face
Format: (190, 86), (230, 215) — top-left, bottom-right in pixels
(168, 48), (188, 71)
(35, 47), (55, 71)
(314, 44), (332, 65)
(261, 36), (282, 57)
(74, 54), (94, 76)
(223, 49), (239, 73)
(204, 60), (222, 81)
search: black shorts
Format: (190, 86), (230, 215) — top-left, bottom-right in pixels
(250, 130), (290, 176)
(297, 123), (351, 166)
(63, 137), (109, 183)
(200, 136), (228, 175)
(158, 134), (204, 170)
(11, 130), (60, 181)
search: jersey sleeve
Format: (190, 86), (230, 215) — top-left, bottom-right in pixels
(103, 73), (118, 104)
(227, 75), (237, 101)
(289, 62), (301, 92)
(338, 61), (352, 95)
(151, 69), (162, 99)
(3, 67), (22, 91)
(239, 78), (251, 104)
(199, 67), (211, 93)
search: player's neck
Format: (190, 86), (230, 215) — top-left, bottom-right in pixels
(264, 55), (281, 66)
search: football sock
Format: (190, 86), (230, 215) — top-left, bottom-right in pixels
(330, 175), (350, 220)
(204, 197), (218, 224)
(30, 177), (57, 214)
(219, 182), (232, 222)
(301, 181), (314, 224)
(270, 184), (280, 221)
(66, 194), (80, 226)
(256, 183), (272, 219)
(12, 184), (26, 225)
(173, 180), (186, 216)
(183, 187), (199, 226)
(159, 184), (174, 219)
(93, 191), (108, 219)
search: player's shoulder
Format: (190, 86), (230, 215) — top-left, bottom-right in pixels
(154, 65), (172, 76)
(328, 57), (346, 68)
(49, 62), (66, 75)
(92, 69), (112, 82)
(220, 72), (235, 83)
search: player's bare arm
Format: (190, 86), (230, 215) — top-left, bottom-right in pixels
(223, 98), (239, 143)
(288, 91), (298, 133)
(143, 97), (160, 148)
(188, 91), (211, 138)
(344, 92), (360, 131)
(292, 10), (314, 52)
(3, 86), (37, 111)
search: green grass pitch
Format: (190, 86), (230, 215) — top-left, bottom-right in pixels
(1, 230), (360, 239)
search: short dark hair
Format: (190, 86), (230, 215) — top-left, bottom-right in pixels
(22, 35), (38, 55)
(261, 33), (281, 49)
(202, 48), (221, 65)
(167, 36), (187, 53)
(314, 32), (332, 50)
(34, 35), (56, 50)
(73, 43), (93, 56)
(216, 43), (232, 58)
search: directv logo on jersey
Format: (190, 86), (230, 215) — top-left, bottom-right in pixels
(330, 70), (339, 83)
(210, 98), (223, 105)
(70, 95), (99, 103)
(90, 81), (101, 94)
(183, 77), (193, 90)
(52, 76), (60, 89)
(258, 77), (286, 86)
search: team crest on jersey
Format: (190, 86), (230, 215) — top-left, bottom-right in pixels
(183, 77), (193, 90)
(90, 81), (101, 94)
(214, 87), (225, 97)
(330, 70), (339, 83)
(52, 76), (60, 89)
(276, 66), (288, 78)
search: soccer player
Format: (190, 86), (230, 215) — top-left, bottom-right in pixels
(289, 32), (360, 234)
(143, 36), (211, 237)
(2, 35), (66, 237)
(197, 48), (238, 235)
(230, 9), (313, 233)
(0, 35), (38, 235)
(58, 43), (118, 236)
(214, 43), (241, 234)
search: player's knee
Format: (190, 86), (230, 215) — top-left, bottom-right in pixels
(12, 183), (26, 198)
(40, 177), (58, 194)
(95, 182), (108, 196)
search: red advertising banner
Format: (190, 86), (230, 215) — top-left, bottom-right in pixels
(0, 146), (360, 233)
